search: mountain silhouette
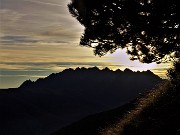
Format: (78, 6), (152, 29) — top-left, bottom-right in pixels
(0, 67), (162, 135)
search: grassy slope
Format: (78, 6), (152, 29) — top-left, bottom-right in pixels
(103, 80), (180, 135)
(51, 101), (136, 135)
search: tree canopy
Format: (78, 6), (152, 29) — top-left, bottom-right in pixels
(68, 0), (179, 63)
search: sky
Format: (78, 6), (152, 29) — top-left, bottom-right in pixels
(0, 0), (171, 88)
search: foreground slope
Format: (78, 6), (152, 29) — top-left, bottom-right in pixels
(52, 80), (180, 135)
(0, 67), (161, 135)
(51, 101), (135, 135)
(102, 81), (180, 135)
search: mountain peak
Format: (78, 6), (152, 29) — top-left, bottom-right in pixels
(19, 79), (33, 88)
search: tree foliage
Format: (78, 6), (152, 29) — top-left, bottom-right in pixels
(68, 0), (179, 63)
(167, 59), (180, 86)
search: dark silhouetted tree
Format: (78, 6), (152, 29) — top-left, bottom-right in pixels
(167, 59), (180, 87)
(68, 0), (179, 63)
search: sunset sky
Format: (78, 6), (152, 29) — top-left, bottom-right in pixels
(0, 0), (171, 88)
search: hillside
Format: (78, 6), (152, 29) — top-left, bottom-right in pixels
(0, 67), (161, 135)
(102, 81), (180, 135)
(51, 101), (136, 135)
(52, 80), (180, 135)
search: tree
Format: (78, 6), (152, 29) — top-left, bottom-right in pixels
(167, 60), (180, 87)
(68, 0), (179, 63)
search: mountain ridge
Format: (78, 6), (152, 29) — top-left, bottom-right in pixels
(0, 67), (162, 135)
(19, 67), (160, 89)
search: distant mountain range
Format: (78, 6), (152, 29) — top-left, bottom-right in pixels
(0, 67), (162, 135)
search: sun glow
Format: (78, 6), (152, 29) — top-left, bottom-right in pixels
(107, 49), (157, 71)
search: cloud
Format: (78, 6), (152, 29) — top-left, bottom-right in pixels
(0, 62), (110, 70)
(0, 0), (84, 61)
(0, 0), (83, 37)
(0, 5), (83, 45)
(39, 28), (82, 42)
(0, 9), (25, 23)
(0, 35), (39, 44)
(0, 9), (27, 34)
(0, 35), (69, 45)
(23, 0), (62, 7)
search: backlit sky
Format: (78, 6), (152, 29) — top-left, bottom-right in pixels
(0, 0), (171, 88)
